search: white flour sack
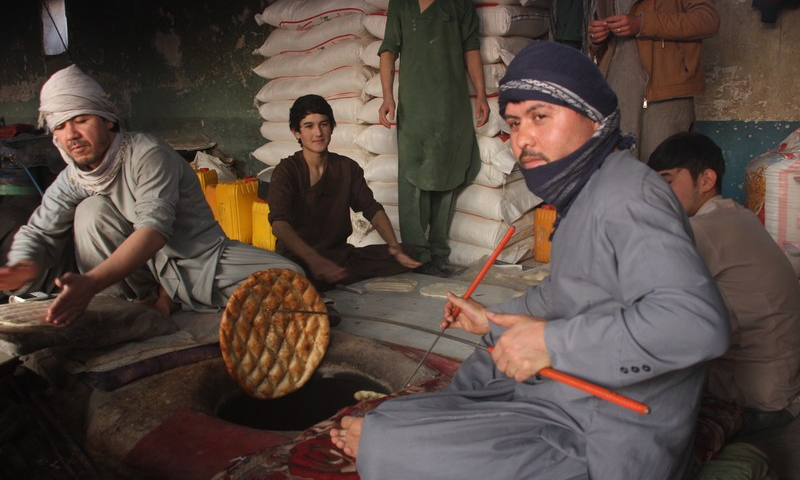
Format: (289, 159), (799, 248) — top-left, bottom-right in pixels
(473, 97), (507, 137)
(479, 36), (534, 65)
(518, 0), (551, 7)
(354, 124), (398, 155)
(350, 211), (373, 236)
(329, 97), (370, 124)
(474, 162), (523, 188)
(255, 0), (381, 30)
(475, 4), (550, 38)
(258, 100), (295, 122)
(361, 39), (400, 69)
(253, 14), (374, 57)
(255, 64), (376, 103)
(744, 127), (800, 253)
(363, 71), (398, 99)
(449, 210), (533, 250)
(349, 227), (402, 247)
(449, 236), (532, 267)
(258, 98), (367, 125)
(369, 181), (399, 205)
(350, 204), (400, 237)
(477, 134), (517, 174)
(365, 0), (390, 10)
(357, 97), (384, 125)
(455, 178), (541, 224)
(364, 154), (398, 183)
(252, 141), (299, 166)
(253, 39), (372, 79)
(363, 13), (388, 39)
(470, 63), (507, 96)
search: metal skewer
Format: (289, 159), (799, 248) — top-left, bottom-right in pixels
(265, 307), (651, 415)
(402, 226), (517, 388)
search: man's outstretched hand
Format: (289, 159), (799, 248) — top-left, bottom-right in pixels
(0, 261), (40, 291)
(45, 272), (99, 326)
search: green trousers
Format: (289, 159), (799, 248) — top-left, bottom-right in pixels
(397, 175), (456, 264)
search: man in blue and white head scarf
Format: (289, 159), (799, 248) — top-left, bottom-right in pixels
(498, 40), (633, 225)
(331, 41), (728, 480)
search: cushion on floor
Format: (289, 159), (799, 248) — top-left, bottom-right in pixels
(0, 296), (177, 356)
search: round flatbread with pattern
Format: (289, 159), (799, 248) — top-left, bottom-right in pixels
(220, 269), (329, 399)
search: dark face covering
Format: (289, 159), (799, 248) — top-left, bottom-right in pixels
(516, 110), (632, 217)
(499, 42), (634, 223)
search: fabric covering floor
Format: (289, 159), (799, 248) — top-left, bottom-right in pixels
(2, 265), (800, 480)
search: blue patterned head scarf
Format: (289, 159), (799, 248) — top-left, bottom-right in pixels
(499, 41), (633, 221)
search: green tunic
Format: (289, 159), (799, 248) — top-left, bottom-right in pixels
(379, 0), (482, 191)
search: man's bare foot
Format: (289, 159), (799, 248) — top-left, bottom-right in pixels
(153, 286), (181, 317)
(140, 286), (181, 317)
(330, 415), (363, 458)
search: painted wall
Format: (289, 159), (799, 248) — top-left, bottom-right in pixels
(0, 0), (273, 175)
(695, 0), (800, 202)
(1, 0), (798, 197)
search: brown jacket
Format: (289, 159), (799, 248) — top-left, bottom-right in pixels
(595, 0), (720, 103)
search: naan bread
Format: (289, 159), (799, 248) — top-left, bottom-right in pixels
(220, 269), (329, 399)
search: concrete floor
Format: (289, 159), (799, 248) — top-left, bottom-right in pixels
(2, 268), (533, 479)
(2, 265), (799, 479)
(326, 270), (530, 360)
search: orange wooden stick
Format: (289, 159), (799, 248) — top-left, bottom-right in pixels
(450, 226), (516, 317)
(486, 346), (650, 415)
(404, 226), (517, 388)
(539, 367), (650, 415)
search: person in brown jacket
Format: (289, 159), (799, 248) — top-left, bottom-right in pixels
(588, 0), (720, 162)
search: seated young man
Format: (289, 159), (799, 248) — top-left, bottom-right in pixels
(650, 132), (800, 432)
(267, 94), (420, 292)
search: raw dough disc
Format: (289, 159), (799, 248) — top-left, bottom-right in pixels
(363, 277), (419, 293)
(419, 282), (468, 299)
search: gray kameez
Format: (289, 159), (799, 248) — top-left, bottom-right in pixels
(356, 152), (730, 480)
(8, 132), (301, 310)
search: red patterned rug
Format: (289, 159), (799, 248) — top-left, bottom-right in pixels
(124, 408), (294, 480)
(211, 375), (453, 480)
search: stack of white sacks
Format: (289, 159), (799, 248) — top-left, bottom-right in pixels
(251, 0), (550, 266)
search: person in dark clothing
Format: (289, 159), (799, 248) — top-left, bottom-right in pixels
(267, 95), (419, 292)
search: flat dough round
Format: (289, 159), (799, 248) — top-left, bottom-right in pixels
(363, 277), (419, 293)
(419, 282), (468, 299)
(219, 269), (329, 399)
(522, 269), (550, 283)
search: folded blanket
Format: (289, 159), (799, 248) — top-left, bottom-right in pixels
(693, 442), (774, 480)
(0, 296), (177, 356)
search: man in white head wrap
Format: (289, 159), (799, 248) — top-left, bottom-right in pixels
(0, 65), (302, 326)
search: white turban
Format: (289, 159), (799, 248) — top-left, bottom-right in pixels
(39, 65), (126, 193)
(38, 64), (119, 131)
